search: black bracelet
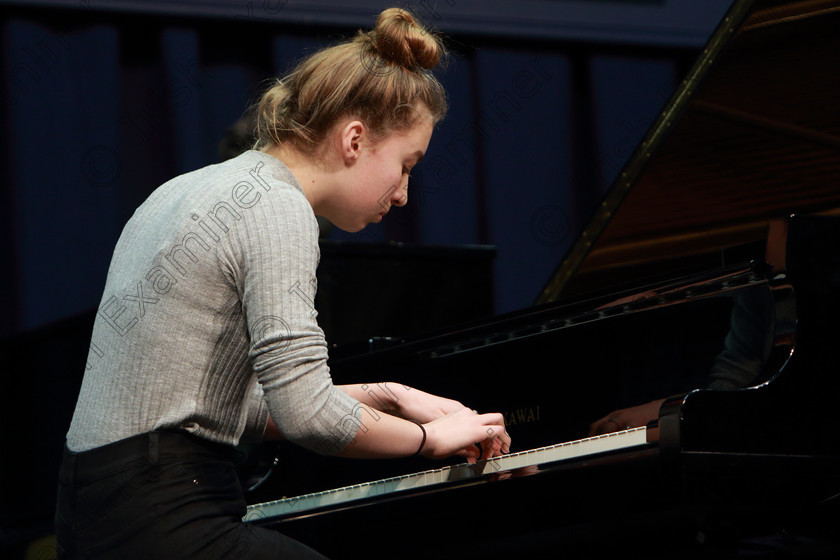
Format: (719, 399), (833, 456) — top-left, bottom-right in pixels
(412, 421), (427, 456)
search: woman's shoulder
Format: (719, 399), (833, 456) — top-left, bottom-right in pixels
(223, 150), (308, 204)
(213, 151), (318, 234)
(129, 150), (313, 246)
(153, 150), (307, 210)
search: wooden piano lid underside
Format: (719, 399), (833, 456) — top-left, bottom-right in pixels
(540, 0), (840, 301)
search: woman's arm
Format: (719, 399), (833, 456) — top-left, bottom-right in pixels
(338, 383), (509, 461)
(338, 382), (464, 422)
(336, 404), (509, 462)
(265, 384), (510, 461)
(262, 382), (464, 440)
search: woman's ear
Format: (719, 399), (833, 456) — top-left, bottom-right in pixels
(340, 120), (366, 164)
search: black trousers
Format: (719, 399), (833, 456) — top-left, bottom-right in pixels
(55, 431), (328, 559)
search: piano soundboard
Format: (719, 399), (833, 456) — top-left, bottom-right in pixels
(244, 426), (650, 524)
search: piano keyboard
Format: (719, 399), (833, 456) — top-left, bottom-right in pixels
(245, 427), (649, 523)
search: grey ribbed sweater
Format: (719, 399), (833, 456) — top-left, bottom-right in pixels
(67, 150), (360, 454)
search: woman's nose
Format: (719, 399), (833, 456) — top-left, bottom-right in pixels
(392, 184), (408, 207)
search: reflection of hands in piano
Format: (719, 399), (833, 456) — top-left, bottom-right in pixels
(423, 407), (511, 464)
(589, 398), (665, 436)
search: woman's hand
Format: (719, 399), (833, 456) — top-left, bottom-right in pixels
(422, 408), (511, 463)
(383, 384), (513, 460)
(336, 383), (511, 461)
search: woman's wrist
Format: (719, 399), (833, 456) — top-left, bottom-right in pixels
(410, 420), (427, 456)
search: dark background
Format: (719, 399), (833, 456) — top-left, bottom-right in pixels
(0, 0), (734, 557)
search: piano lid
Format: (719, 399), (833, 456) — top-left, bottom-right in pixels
(537, 0), (840, 303)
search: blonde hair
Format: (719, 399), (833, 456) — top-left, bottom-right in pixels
(254, 8), (447, 155)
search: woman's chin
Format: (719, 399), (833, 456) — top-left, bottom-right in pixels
(338, 222), (368, 234)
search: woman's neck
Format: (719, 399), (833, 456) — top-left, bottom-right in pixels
(263, 143), (333, 213)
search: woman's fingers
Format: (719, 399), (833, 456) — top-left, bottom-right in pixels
(466, 411), (510, 461)
(424, 409), (510, 461)
(476, 411), (510, 456)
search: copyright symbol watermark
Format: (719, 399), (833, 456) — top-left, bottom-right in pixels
(530, 205), (570, 247)
(251, 315), (292, 352)
(80, 145), (121, 188)
(243, 508), (270, 523)
(360, 46), (398, 78)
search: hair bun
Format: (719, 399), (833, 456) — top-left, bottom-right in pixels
(369, 8), (443, 70)
(255, 6), (448, 153)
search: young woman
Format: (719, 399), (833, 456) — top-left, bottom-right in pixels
(56, 8), (509, 559)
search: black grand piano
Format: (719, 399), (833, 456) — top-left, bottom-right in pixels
(244, 0), (840, 557)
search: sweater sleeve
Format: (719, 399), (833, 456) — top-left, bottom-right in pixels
(223, 161), (361, 455)
(241, 381), (269, 443)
